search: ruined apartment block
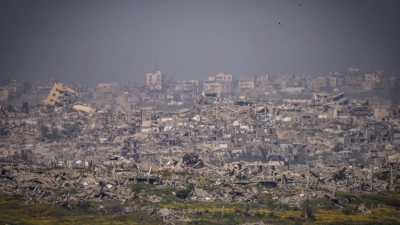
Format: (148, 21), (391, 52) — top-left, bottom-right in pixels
(146, 71), (164, 91)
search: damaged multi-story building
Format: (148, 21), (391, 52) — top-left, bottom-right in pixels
(44, 83), (78, 106)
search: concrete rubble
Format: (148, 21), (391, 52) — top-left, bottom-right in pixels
(1, 84), (400, 217)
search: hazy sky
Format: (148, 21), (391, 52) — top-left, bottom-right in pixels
(1, 0), (399, 85)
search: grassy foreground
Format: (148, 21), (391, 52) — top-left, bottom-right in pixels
(1, 190), (400, 225)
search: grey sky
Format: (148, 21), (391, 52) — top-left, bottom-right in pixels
(0, 0), (399, 85)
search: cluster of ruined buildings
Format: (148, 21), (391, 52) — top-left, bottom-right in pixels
(1, 78), (400, 171)
(1, 67), (399, 111)
(0, 72), (400, 219)
(144, 68), (399, 108)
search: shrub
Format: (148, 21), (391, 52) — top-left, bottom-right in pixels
(301, 199), (316, 221)
(39, 123), (49, 138)
(104, 202), (125, 214)
(176, 189), (191, 199)
(62, 123), (81, 136)
(342, 206), (355, 215)
(254, 211), (265, 218)
(333, 168), (347, 181)
(294, 218), (303, 225)
(129, 183), (151, 193)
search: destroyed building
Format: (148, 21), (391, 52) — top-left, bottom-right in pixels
(1, 75), (400, 225)
(44, 83), (78, 106)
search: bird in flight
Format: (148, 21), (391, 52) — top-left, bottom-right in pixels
(279, 22), (281, 25)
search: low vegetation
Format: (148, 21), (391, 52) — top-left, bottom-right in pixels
(1, 188), (400, 224)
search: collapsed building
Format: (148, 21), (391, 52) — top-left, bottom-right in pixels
(44, 83), (78, 107)
(43, 82), (95, 114)
(1, 88), (400, 215)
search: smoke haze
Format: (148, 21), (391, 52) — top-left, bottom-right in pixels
(1, 0), (399, 85)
